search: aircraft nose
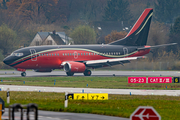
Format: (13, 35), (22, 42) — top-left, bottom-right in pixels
(3, 56), (12, 65)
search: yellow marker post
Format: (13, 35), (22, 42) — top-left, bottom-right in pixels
(0, 102), (2, 120)
(88, 93), (108, 100)
(74, 93), (88, 100)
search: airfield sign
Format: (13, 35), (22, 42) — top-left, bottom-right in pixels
(130, 106), (161, 120)
(66, 93), (108, 100)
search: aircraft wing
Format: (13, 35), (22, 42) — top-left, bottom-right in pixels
(84, 56), (144, 68)
(138, 43), (177, 50)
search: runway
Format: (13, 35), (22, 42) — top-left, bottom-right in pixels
(0, 70), (180, 77)
(2, 108), (128, 120)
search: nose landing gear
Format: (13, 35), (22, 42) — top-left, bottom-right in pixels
(16, 68), (26, 77)
(21, 72), (26, 77)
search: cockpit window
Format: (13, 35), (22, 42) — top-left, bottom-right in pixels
(11, 53), (23, 57)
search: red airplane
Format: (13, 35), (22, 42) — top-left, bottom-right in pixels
(3, 8), (176, 76)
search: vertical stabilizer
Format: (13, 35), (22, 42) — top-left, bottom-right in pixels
(109, 8), (153, 46)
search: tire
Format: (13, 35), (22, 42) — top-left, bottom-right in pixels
(21, 72), (26, 77)
(84, 70), (91, 76)
(66, 72), (74, 76)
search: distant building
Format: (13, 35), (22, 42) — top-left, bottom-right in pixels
(29, 31), (72, 46)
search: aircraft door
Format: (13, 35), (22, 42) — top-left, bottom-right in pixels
(74, 51), (78, 59)
(30, 49), (37, 61)
(123, 47), (128, 56)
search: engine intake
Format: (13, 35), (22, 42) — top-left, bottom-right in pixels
(64, 62), (86, 73)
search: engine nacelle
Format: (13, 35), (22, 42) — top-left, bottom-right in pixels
(64, 62), (86, 73)
(34, 69), (52, 72)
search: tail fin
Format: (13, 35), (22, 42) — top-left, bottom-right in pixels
(109, 8), (153, 46)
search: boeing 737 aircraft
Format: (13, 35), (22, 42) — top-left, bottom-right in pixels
(3, 8), (176, 76)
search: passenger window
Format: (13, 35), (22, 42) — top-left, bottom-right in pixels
(89, 53), (90, 55)
(52, 54), (54, 56)
(65, 53), (67, 56)
(63, 53), (64, 56)
(55, 54), (56, 56)
(91, 53), (93, 55)
(47, 54), (48, 56)
(81, 53), (82, 55)
(86, 53), (88, 55)
(84, 53), (85, 55)
(39, 54), (41, 56)
(49, 54), (51, 56)
(70, 53), (71, 56)
(57, 53), (59, 56)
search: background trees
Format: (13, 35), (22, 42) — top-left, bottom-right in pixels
(154, 0), (180, 23)
(104, 31), (127, 44)
(103, 0), (132, 23)
(70, 25), (96, 44)
(168, 17), (180, 53)
(0, 24), (18, 55)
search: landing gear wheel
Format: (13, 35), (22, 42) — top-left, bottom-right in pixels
(83, 70), (91, 76)
(21, 72), (26, 77)
(66, 72), (74, 76)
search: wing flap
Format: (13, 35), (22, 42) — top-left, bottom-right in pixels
(86, 57), (142, 65)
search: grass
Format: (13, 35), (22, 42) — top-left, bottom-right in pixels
(0, 91), (180, 120)
(0, 76), (180, 89)
(0, 76), (180, 120)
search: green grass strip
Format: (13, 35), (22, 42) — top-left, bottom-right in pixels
(0, 76), (180, 89)
(0, 91), (180, 120)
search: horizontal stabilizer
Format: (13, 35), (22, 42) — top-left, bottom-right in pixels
(138, 43), (177, 50)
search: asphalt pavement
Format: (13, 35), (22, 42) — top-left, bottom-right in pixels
(0, 70), (180, 77)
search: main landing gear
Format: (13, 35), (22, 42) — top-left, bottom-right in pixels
(21, 72), (26, 77)
(66, 70), (92, 76)
(66, 72), (74, 76)
(83, 69), (91, 76)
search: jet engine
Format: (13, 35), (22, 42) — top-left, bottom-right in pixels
(34, 69), (52, 72)
(64, 62), (86, 73)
